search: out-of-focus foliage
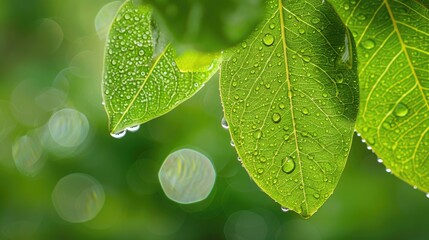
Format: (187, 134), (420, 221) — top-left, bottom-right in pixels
(1, 0), (429, 239)
(144, 0), (265, 52)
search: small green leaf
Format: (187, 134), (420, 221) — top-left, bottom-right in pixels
(220, 0), (359, 217)
(102, 1), (219, 134)
(330, 0), (429, 191)
(145, 0), (265, 52)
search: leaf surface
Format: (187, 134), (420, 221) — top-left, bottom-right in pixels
(330, 0), (429, 191)
(220, 0), (359, 217)
(102, 1), (219, 134)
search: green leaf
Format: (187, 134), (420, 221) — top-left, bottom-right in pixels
(144, 0), (265, 52)
(102, 1), (219, 134)
(220, 0), (359, 218)
(330, 0), (429, 191)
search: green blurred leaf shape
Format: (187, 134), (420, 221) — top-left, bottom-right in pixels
(330, 0), (429, 191)
(146, 0), (265, 52)
(102, 1), (219, 134)
(220, 0), (359, 218)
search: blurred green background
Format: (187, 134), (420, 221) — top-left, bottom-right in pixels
(1, 0), (429, 239)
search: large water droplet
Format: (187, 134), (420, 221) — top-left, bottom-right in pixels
(262, 33), (275, 46)
(126, 125), (140, 132)
(111, 130), (126, 139)
(271, 113), (281, 123)
(394, 103), (409, 117)
(362, 39), (375, 50)
(221, 117), (229, 129)
(282, 157), (295, 174)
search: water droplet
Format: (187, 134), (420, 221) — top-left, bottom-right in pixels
(262, 33), (275, 46)
(111, 130), (126, 139)
(221, 117), (229, 129)
(426, 193), (429, 198)
(237, 157), (242, 162)
(269, 23), (275, 30)
(271, 113), (281, 123)
(241, 41), (247, 49)
(278, 103), (285, 109)
(253, 130), (262, 139)
(377, 158), (383, 163)
(230, 140), (235, 147)
(394, 103), (409, 117)
(126, 125), (140, 132)
(386, 168), (392, 173)
(257, 168), (264, 174)
(413, 186), (418, 190)
(311, 17), (320, 24)
(282, 157), (295, 174)
(298, 28), (305, 34)
(281, 206), (289, 212)
(313, 193), (320, 199)
(302, 55), (311, 63)
(362, 39), (375, 50)
(302, 107), (309, 115)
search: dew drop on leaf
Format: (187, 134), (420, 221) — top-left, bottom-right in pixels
(230, 140), (235, 147)
(262, 33), (275, 46)
(253, 130), (263, 139)
(302, 107), (309, 115)
(271, 113), (281, 123)
(394, 103), (409, 117)
(282, 157), (295, 174)
(362, 39), (375, 50)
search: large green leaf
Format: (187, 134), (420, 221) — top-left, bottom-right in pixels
(330, 0), (429, 191)
(102, 1), (219, 135)
(220, 0), (359, 217)
(144, 0), (264, 52)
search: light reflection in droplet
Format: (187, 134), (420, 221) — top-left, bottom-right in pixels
(52, 173), (105, 223)
(95, 1), (122, 40)
(159, 148), (216, 204)
(48, 108), (89, 148)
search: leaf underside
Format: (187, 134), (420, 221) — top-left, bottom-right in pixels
(330, 0), (429, 191)
(102, 1), (219, 134)
(220, 0), (359, 217)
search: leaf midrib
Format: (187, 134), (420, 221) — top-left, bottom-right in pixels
(111, 45), (170, 133)
(278, 0), (308, 212)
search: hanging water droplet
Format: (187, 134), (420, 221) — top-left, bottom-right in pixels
(426, 193), (429, 198)
(126, 125), (140, 132)
(237, 157), (242, 163)
(281, 206), (289, 212)
(282, 157), (295, 174)
(221, 117), (229, 129)
(271, 113), (281, 123)
(386, 168), (392, 173)
(394, 103), (409, 117)
(111, 130), (126, 139)
(413, 186), (418, 190)
(362, 39), (375, 50)
(262, 33), (275, 46)
(230, 140), (235, 147)
(377, 158), (383, 163)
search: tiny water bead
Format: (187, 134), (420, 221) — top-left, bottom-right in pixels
(302, 107), (309, 115)
(230, 140), (235, 147)
(158, 149), (216, 204)
(262, 33), (275, 46)
(394, 103), (409, 117)
(111, 130), (126, 139)
(221, 117), (229, 129)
